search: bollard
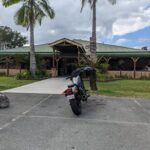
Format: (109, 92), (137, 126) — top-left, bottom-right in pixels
(0, 93), (10, 109)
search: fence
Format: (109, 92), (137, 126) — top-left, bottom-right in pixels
(0, 68), (150, 79)
(0, 69), (51, 76)
(108, 70), (150, 79)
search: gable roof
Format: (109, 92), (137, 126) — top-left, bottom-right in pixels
(49, 38), (83, 48)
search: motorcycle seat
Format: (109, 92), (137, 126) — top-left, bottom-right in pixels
(68, 84), (75, 88)
(68, 84), (78, 88)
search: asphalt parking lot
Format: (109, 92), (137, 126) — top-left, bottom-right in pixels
(0, 93), (150, 150)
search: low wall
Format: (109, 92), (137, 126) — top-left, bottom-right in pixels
(108, 70), (150, 79)
(0, 68), (150, 79)
(0, 69), (26, 76)
(0, 69), (51, 76)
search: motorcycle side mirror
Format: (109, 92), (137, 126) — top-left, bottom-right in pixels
(66, 76), (71, 80)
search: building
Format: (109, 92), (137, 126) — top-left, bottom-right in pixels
(0, 38), (150, 78)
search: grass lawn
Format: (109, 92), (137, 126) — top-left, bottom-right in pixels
(0, 76), (35, 91)
(85, 80), (150, 99)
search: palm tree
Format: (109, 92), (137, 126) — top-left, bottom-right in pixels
(2, 0), (55, 76)
(81, 0), (116, 54)
(81, 0), (116, 90)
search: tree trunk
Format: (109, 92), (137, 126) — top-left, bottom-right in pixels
(89, 0), (97, 91)
(29, 0), (36, 76)
(89, 69), (97, 91)
(90, 0), (96, 54)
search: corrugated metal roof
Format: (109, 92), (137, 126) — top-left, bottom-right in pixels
(97, 52), (150, 57)
(74, 39), (146, 53)
(0, 43), (53, 54)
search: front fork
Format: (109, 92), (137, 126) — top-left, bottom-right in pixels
(74, 93), (81, 104)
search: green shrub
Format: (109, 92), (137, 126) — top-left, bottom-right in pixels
(99, 63), (109, 74)
(96, 71), (108, 81)
(96, 70), (118, 81)
(0, 72), (6, 76)
(36, 69), (52, 78)
(140, 75), (150, 80)
(22, 71), (31, 79)
(47, 71), (52, 78)
(16, 69), (51, 80)
(36, 70), (45, 78)
(16, 71), (31, 80)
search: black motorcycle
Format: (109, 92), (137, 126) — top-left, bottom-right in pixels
(63, 67), (94, 116)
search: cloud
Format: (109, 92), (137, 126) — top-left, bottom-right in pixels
(138, 38), (150, 43)
(114, 38), (129, 45)
(0, 0), (149, 45)
(113, 5), (150, 35)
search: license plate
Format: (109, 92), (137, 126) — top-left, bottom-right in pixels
(67, 94), (75, 100)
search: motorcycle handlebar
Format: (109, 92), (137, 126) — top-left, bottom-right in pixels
(66, 76), (72, 80)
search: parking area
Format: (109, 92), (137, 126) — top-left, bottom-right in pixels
(0, 93), (150, 150)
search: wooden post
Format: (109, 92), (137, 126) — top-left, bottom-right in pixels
(53, 48), (55, 68)
(51, 48), (58, 77)
(6, 57), (9, 76)
(19, 64), (21, 74)
(77, 47), (80, 66)
(104, 57), (111, 64)
(56, 57), (60, 71)
(131, 57), (139, 79)
(64, 58), (67, 74)
(97, 56), (103, 63)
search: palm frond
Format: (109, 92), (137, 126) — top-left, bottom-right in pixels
(14, 4), (29, 28)
(45, 5), (55, 19)
(2, 0), (22, 7)
(13, 0), (55, 28)
(81, 0), (98, 11)
(37, 0), (55, 19)
(33, 3), (46, 25)
(80, 0), (87, 12)
(108, 0), (116, 5)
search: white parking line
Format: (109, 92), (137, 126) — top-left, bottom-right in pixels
(134, 100), (150, 115)
(134, 100), (142, 107)
(0, 95), (52, 131)
(22, 95), (52, 115)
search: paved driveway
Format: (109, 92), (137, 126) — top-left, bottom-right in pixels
(0, 93), (150, 150)
(3, 78), (72, 94)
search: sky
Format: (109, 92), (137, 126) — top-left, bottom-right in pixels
(0, 0), (150, 50)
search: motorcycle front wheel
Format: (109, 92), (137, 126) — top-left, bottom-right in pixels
(69, 99), (81, 116)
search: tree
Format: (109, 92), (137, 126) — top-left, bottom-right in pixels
(0, 26), (27, 49)
(81, 0), (116, 54)
(81, 0), (116, 90)
(2, 0), (55, 76)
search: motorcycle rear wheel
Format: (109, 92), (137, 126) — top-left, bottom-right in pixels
(69, 99), (81, 116)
